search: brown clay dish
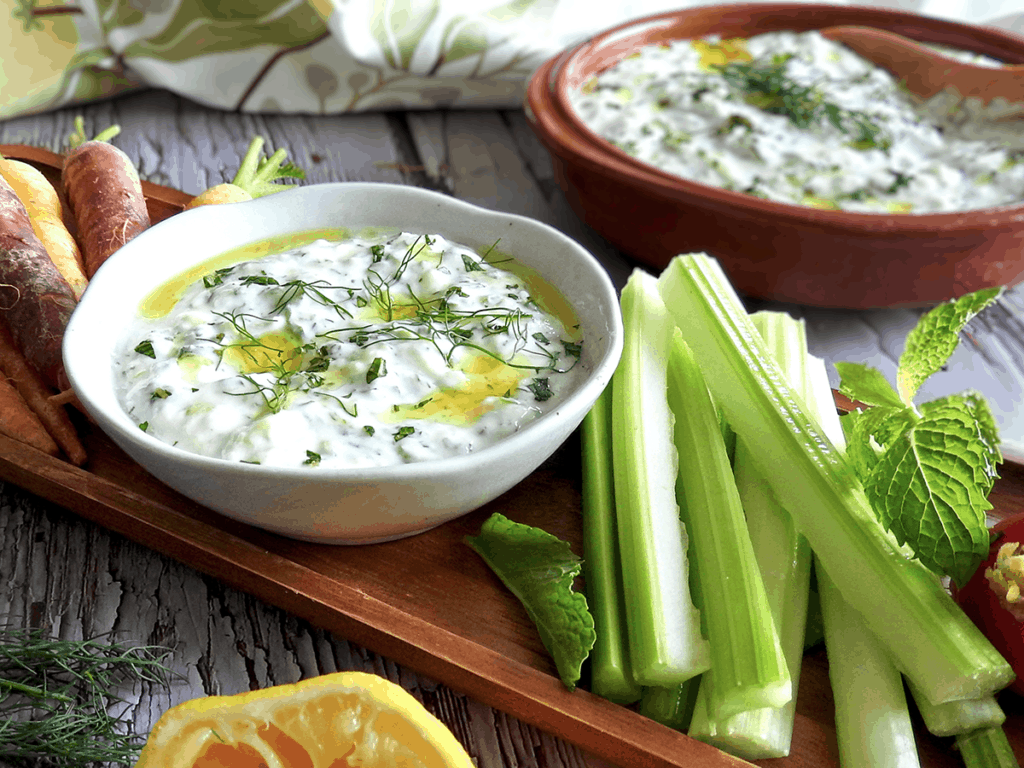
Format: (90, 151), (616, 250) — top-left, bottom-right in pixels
(525, 3), (1024, 309)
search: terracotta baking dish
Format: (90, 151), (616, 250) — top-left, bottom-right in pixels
(525, 3), (1024, 308)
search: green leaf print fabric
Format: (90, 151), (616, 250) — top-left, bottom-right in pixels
(3, 0), (1023, 119)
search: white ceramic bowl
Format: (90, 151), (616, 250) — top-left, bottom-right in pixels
(64, 183), (622, 544)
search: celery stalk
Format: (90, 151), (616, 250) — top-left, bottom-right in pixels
(657, 253), (1013, 704)
(580, 382), (642, 704)
(908, 682), (1005, 737)
(957, 726), (1021, 768)
(688, 311), (813, 759)
(666, 330), (790, 720)
(812, 344), (922, 768)
(611, 270), (710, 685)
(639, 679), (702, 731)
(818, 561), (922, 768)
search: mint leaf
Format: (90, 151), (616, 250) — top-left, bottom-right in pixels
(862, 395), (996, 587)
(896, 287), (1003, 405)
(835, 361), (903, 409)
(921, 393), (1002, 493)
(840, 405), (911, 479)
(466, 513), (596, 689)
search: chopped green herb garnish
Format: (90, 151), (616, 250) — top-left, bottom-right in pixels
(241, 274), (279, 286)
(303, 450), (321, 466)
(528, 378), (553, 401)
(364, 425), (375, 436)
(714, 57), (889, 149)
(716, 114), (754, 135)
(134, 340), (155, 358)
(394, 426), (415, 441)
(462, 254), (485, 272)
(886, 171), (913, 194)
(366, 357), (387, 383)
(138, 421), (149, 431)
(150, 388), (172, 400)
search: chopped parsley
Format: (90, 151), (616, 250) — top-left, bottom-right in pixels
(366, 357), (387, 384)
(528, 378), (554, 402)
(134, 340), (155, 358)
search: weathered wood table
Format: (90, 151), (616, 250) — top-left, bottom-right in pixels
(2, 88), (1023, 767)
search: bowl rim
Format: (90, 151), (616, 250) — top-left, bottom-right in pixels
(64, 182), (623, 482)
(528, 1), (1024, 233)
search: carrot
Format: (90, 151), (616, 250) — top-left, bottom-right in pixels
(0, 153), (88, 298)
(0, 318), (86, 465)
(0, 372), (58, 456)
(0, 174), (77, 391)
(186, 136), (304, 209)
(63, 117), (150, 277)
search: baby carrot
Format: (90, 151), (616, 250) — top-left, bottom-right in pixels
(0, 372), (58, 456)
(0, 175), (76, 391)
(0, 153), (88, 298)
(0, 319), (85, 465)
(63, 118), (150, 277)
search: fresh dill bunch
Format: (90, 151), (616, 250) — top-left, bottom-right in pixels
(0, 627), (175, 766)
(714, 55), (891, 150)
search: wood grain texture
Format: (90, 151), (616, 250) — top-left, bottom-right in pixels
(1, 88), (1024, 767)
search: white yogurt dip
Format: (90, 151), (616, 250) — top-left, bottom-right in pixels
(570, 31), (1024, 213)
(114, 231), (582, 469)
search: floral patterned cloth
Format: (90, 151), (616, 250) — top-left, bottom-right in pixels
(3, 0), (1023, 119)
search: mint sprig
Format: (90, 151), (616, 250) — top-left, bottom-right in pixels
(466, 513), (595, 690)
(837, 287), (1004, 588)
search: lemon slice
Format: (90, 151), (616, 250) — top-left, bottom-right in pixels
(135, 671), (475, 768)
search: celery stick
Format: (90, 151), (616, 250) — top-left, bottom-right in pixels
(667, 330), (790, 720)
(957, 726), (1022, 768)
(612, 270), (710, 685)
(580, 382), (642, 704)
(812, 345), (922, 768)
(908, 682), (1005, 737)
(639, 679), (702, 731)
(658, 253), (1014, 704)
(688, 310), (814, 759)
(818, 560), (922, 768)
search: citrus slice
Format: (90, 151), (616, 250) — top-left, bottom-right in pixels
(135, 671), (475, 768)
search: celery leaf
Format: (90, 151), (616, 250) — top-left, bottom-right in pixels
(896, 287), (1003, 405)
(835, 361), (904, 409)
(861, 394), (997, 587)
(466, 513), (596, 689)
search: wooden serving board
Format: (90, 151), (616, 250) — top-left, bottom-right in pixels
(3, 145), (1023, 768)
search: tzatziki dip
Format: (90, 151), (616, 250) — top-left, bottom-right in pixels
(569, 30), (1024, 213)
(114, 231), (583, 469)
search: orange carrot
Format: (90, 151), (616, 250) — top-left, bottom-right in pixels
(63, 118), (150, 277)
(0, 373), (58, 456)
(0, 318), (86, 465)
